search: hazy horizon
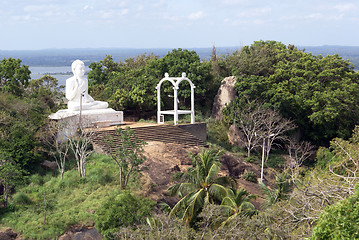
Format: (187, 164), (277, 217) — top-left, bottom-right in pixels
(2, 44), (359, 52)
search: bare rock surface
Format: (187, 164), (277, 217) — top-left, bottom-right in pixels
(0, 228), (21, 240)
(227, 124), (242, 146)
(41, 160), (58, 170)
(58, 226), (103, 240)
(212, 76), (237, 121)
(139, 141), (201, 203)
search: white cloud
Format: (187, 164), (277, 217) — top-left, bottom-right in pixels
(100, 10), (114, 19)
(334, 3), (357, 12)
(304, 13), (324, 19)
(253, 19), (265, 25)
(12, 14), (40, 22)
(237, 7), (271, 18)
(188, 11), (204, 20)
(137, 5), (144, 12)
(163, 13), (180, 21)
(120, 9), (129, 15)
(152, 0), (166, 9)
(23, 5), (46, 12)
(221, 0), (249, 6)
(231, 19), (249, 26)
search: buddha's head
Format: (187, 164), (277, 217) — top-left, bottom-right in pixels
(72, 60), (85, 77)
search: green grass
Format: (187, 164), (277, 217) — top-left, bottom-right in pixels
(0, 153), (141, 240)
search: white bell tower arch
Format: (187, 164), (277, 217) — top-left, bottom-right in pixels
(155, 72), (196, 125)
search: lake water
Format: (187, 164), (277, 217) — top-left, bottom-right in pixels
(29, 66), (90, 88)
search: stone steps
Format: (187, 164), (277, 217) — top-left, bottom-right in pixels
(92, 124), (207, 153)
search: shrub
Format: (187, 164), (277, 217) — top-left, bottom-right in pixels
(29, 174), (44, 186)
(13, 192), (33, 205)
(245, 155), (257, 163)
(241, 170), (257, 183)
(96, 191), (155, 237)
(207, 121), (230, 149)
(266, 154), (286, 169)
(315, 147), (337, 169)
(87, 167), (113, 185)
(312, 186), (359, 239)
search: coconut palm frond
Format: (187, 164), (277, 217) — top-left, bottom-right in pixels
(214, 176), (237, 189)
(221, 196), (237, 209)
(170, 192), (194, 217)
(209, 183), (230, 202)
(205, 162), (220, 184)
(183, 189), (205, 224)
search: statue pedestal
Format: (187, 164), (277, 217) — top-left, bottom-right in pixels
(49, 108), (124, 127)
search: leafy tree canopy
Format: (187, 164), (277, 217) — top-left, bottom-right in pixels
(312, 185), (359, 239)
(25, 74), (64, 111)
(0, 58), (31, 97)
(96, 191), (155, 238)
(88, 49), (218, 116)
(0, 92), (47, 169)
(224, 41), (359, 145)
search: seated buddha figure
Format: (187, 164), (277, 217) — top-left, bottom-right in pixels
(66, 60), (108, 111)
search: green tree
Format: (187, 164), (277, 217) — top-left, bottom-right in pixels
(88, 54), (160, 115)
(96, 191), (155, 238)
(0, 58), (31, 96)
(88, 49), (219, 117)
(0, 92), (47, 169)
(226, 40), (286, 77)
(260, 174), (291, 208)
(312, 186), (359, 240)
(159, 48), (217, 113)
(0, 158), (26, 207)
(225, 41), (359, 145)
(105, 127), (146, 189)
(219, 188), (257, 227)
(25, 75), (64, 111)
(168, 148), (236, 226)
(210, 45), (232, 82)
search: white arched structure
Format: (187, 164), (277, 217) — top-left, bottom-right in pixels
(156, 72), (196, 125)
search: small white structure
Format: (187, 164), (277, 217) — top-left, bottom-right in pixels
(156, 72), (195, 125)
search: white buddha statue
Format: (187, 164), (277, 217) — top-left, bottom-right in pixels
(66, 60), (108, 111)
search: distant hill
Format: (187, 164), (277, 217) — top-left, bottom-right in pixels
(0, 47), (236, 67)
(0, 46), (358, 69)
(300, 45), (359, 70)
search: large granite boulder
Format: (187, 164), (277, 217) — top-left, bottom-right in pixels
(211, 76), (237, 121)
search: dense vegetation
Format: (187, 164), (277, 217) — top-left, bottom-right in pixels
(88, 49), (218, 116)
(1, 41), (359, 239)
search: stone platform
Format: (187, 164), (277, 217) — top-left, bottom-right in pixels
(49, 108), (124, 127)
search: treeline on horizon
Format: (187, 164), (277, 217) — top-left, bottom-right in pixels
(1, 44), (359, 70)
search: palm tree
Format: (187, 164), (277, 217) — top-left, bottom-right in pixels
(219, 188), (257, 227)
(260, 173), (291, 208)
(168, 148), (236, 226)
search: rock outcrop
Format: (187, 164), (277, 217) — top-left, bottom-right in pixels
(58, 227), (103, 240)
(211, 76), (237, 121)
(227, 124), (242, 146)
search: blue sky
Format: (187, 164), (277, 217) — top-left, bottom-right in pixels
(1, 0), (358, 50)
